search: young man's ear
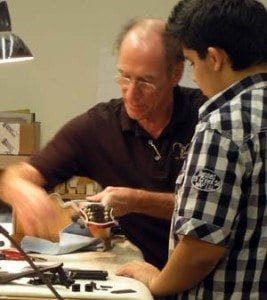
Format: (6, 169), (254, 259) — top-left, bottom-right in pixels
(207, 47), (228, 72)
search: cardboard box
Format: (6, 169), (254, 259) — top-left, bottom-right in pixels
(0, 154), (29, 170)
(0, 122), (40, 155)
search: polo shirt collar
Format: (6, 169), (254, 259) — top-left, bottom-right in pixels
(199, 73), (267, 121)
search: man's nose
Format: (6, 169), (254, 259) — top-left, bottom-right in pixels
(124, 82), (141, 98)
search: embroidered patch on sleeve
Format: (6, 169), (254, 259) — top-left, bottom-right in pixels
(191, 169), (222, 192)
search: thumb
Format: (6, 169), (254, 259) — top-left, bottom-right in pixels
(86, 191), (103, 202)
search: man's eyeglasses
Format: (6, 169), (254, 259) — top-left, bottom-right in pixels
(115, 74), (156, 93)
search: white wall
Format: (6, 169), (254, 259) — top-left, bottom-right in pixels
(2, 0), (266, 146)
(1, 0), (178, 146)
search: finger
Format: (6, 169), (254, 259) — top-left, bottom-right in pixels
(86, 196), (101, 202)
(110, 207), (120, 217)
(87, 190), (105, 201)
(101, 193), (114, 207)
(115, 261), (140, 275)
(15, 210), (38, 237)
(116, 266), (133, 277)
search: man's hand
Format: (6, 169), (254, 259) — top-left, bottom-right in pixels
(87, 186), (138, 217)
(116, 260), (160, 287)
(88, 186), (175, 219)
(0, 162), (57, 237)
(10, 179), (57, 237)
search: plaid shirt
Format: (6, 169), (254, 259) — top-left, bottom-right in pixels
(170, 73), (267, 299)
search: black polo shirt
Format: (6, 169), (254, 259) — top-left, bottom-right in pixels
(29, 85), (205, 269)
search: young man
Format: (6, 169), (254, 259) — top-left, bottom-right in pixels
(0, 18), (205, 269)
(116, 1), (267, 299)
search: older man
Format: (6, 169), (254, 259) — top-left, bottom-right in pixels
(0, 18), (205, 269)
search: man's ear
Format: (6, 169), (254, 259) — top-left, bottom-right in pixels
(207, 47), (227, 72)
(171, 61), (184, 85)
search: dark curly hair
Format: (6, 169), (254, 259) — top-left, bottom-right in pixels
(167, 0), (267, 70)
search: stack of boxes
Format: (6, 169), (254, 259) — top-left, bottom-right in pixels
(0, 109), (40, 155)
(0, 109), (40, 214)
(53, 176), (102, 200)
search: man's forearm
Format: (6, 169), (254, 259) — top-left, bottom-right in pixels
(134, 190), (175, 219)
(89, 187), (175, 219)
(0, 162), (45, 205)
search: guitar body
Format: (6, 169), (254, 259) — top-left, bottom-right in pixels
(12, 194), (75, 243)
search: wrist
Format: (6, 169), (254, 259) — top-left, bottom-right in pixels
(148, 272), (162, 296)
(131, 189), (144, 213)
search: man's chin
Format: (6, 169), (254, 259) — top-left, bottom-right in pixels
(126, 109), (145, 121)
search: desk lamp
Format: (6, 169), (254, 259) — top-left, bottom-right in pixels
(0, 0), (34, 261)
(0, 0), (34, 259)
(0, 0), (33, 63)
(0, 2), (62, 299)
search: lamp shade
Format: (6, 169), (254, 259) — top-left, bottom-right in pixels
(0, 0), (33, 64)
(0, 33), (33, 63)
